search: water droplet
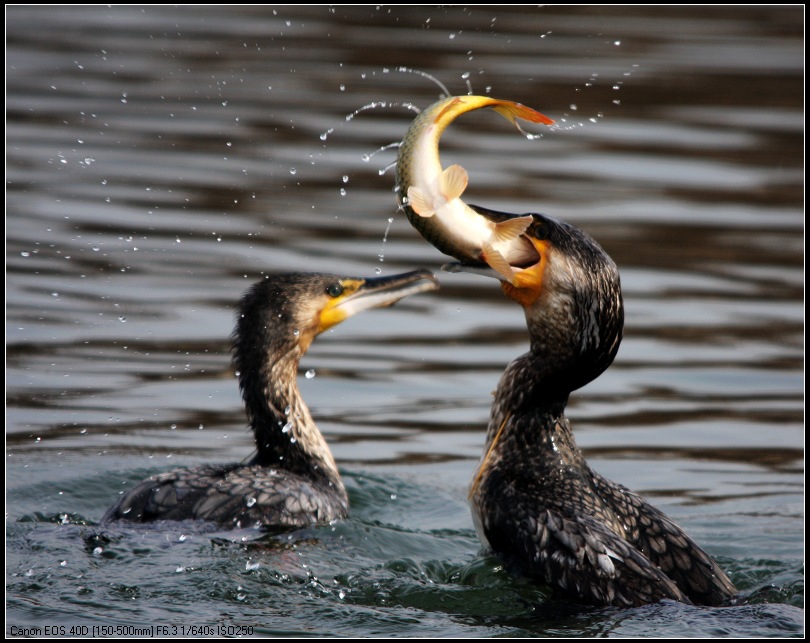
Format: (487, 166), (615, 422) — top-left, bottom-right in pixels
(93, 547), (103, 555)
(342, 175), (349, 183)
(178, 534), (187, 542)
(282, 422), (293, 434)
(20, 251), (30, 257)
(246, 497), (257, 507)
(305, 369), (316, 379)
(289, 167), (297, 175)
(569, 104), (578, 111)
(175, 566), (185, 573)
(246, 560), (260, 571)
(339, 188), (346, 196)
(390, 493), (397, 500)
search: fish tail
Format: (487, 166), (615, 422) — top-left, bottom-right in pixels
(432, 96), (554, 135)
(490, 100), (556, 129)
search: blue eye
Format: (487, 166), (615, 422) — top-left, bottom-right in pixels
(327, 283), (344, 298)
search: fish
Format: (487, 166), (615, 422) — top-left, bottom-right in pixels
(396, 95), (555, 282)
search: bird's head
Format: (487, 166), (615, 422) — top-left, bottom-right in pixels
(232, 270), (440, 383)
(450, 207), (623, 393)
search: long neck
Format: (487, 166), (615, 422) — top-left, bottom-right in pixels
(240, 342), (343, 488)
(478, 351), (585, 478)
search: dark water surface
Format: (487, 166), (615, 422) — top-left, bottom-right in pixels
(6, 6), (803, 637)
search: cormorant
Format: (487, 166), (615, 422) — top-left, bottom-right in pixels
(103, 270), (438, 529)
(457, 205), (737, 607)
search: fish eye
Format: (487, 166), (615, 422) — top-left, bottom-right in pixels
(326, 283), (345, 298)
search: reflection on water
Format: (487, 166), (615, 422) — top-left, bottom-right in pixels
(6, 5), (803, 637)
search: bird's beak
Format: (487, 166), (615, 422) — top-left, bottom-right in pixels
(318, 269), (440, 333)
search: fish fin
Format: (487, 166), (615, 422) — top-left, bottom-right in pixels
(441, 164), (469, 201)
(407, 186), (436, 218)
(482, 242), (515, 283)
(491, 215), (533, 245)
(490, 100), (555, 131)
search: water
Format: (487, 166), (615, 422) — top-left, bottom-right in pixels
(6, 6), (803, 637)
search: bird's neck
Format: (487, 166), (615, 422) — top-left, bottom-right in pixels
(243, 346), (343, 488)
(484, 352), (584, 468)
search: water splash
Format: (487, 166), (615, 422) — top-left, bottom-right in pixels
(390, 66), (450, 97)
(461, 71), (473, 96)
(377, 216), (394, 265)
(360, 141), (402, 169)
(378, 160), (397, 177)
(319, 100), (420, 142)
(550, 62), (639, 132)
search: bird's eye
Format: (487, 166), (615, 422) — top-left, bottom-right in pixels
(326, 283), (344, 298)
(532, 220), (549, 240)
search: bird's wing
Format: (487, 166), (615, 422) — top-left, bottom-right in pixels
(480, 495), (690, 607)
(590, 472), (737, 605)
(103, 464), (346, 528)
